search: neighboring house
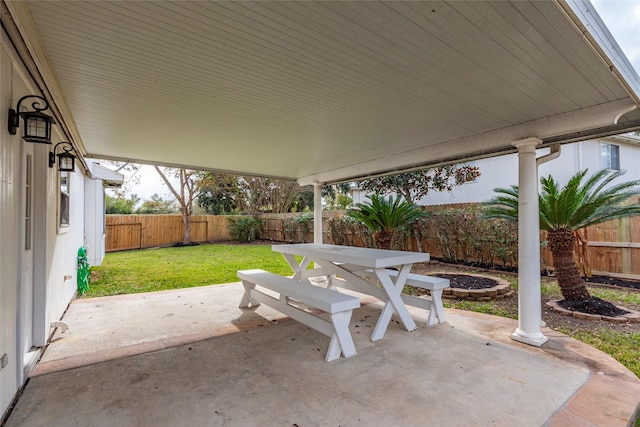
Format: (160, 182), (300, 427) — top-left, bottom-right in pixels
(0, 28), (122, 416)
(354, 135), (640, 206)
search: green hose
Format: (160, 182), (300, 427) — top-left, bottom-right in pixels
(77, 246), (90, 295)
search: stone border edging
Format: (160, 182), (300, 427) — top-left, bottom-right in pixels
(546, 299), (640, 323)
(431, 272), (514, 301)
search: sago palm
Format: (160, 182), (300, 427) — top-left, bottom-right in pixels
(347, 194), (427, 250)
(485, 169), (640, 301)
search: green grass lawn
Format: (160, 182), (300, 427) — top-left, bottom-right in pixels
(88, 243), (640, 383)
(88, 243), (296, 297)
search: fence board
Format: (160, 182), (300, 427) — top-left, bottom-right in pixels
(105, 210), (640, 280)
(581, 217), (640, 279)
(106, 215), (234, 251)
(105, 223), (142, 251)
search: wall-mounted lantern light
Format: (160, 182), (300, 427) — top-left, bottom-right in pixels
(49, 142), (76, 172)
(7, 95), (56, 144)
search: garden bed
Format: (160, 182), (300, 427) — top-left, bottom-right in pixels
(406, 271), (513, 301)
(436, 273), (513, 300)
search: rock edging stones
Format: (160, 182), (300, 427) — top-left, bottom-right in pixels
(545, 299), (640, 323)
(428, 272), (514, 301)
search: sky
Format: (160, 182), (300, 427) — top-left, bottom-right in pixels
(117, 164), (173, 201)
(112, 0), (640, 202)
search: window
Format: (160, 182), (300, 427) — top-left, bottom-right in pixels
(600, 143), (620, 170)
(25, 153), (32, 250)
(59, 171), (70, 227)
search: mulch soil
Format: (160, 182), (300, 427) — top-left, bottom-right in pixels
(585, 275), (640, 290)
(430, 273), (497, 290)
(557, 297), (630, 317)
(412, 261), (640, 334)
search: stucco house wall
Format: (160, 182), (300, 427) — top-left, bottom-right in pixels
(419, 137), (640, 206)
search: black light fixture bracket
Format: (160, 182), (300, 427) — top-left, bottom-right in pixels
(49, 142), (76, 172)
(8, 95), (48, 134)
(8, 94), (56, 144)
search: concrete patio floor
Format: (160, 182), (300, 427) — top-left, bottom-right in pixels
(4, 282), (640, 426)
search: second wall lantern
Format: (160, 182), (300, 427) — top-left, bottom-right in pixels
(49, 142), (76, 172)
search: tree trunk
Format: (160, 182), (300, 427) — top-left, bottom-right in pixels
(548, 228), (591, 301)
(399, 191), (424, 253)
(182, 210), (192, 245)
(154, 166), (196, 246)
(412, 223), (424, 253)
(374, 230), (394, 250)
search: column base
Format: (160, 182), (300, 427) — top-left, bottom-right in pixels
(511, 328), (548, 347)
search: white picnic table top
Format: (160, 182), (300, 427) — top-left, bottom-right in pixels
(272, 243), (431, 341)
(272, 243), (429, 269)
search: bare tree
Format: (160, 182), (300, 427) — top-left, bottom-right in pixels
(238, 176), (305, 215)
(238, 176), (270, 217)
(271, 180), (306, 213)
(154, 166), (201, 245)
(100, 161), (141, 198)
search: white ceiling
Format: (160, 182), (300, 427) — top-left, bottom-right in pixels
(6, 1), (640, 184)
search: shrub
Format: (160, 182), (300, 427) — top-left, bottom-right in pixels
(282, 218), (297, 242)
(282, 212), (314, 243)
(420, 206), (518, 268)
(327, 215), (374, 247)
(284, 205), (519, 269)
(295, 212), (314, 236)
(227, 216), (261, 243)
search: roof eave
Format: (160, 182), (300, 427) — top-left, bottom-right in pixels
(558, 0), (640, 105)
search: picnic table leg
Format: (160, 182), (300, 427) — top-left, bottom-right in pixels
(326, 311), (357, 361)
(281, 253), (312, 279)
(371, 265), (417, 341)
(427, 289), (446, 325)
(239, 280), (258, 308)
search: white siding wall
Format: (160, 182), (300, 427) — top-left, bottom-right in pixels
(0, 43), (21, 418)
(44, 167), (86, 336)
(84, 174), (106, 266)
(0, 28), (88, 417)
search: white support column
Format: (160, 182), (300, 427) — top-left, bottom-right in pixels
(313, 182), (323, 244)
(512, 138), (548, 347)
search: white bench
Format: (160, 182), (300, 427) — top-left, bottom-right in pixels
(309, 263), (450, 328)
(385, 269), (449, 326)
(237, 269), (361, 362)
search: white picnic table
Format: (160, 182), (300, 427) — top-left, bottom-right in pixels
(272, 243), (430, 341)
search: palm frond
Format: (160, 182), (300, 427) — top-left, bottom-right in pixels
(347, 194), (427, 233)
(485, 169), (640, 232)
(484, 186), (519, 221)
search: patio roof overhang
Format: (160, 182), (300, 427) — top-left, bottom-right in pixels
(3, 0), (640, 186)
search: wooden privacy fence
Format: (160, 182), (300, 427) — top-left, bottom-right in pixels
(106, 212), (343, 251)
(580, 216), (640, 280)
(106, 215), (233, 251)
(105, 210), (640, 280)
(259, 211), (344, 243)
(415, 208), (640, 280)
